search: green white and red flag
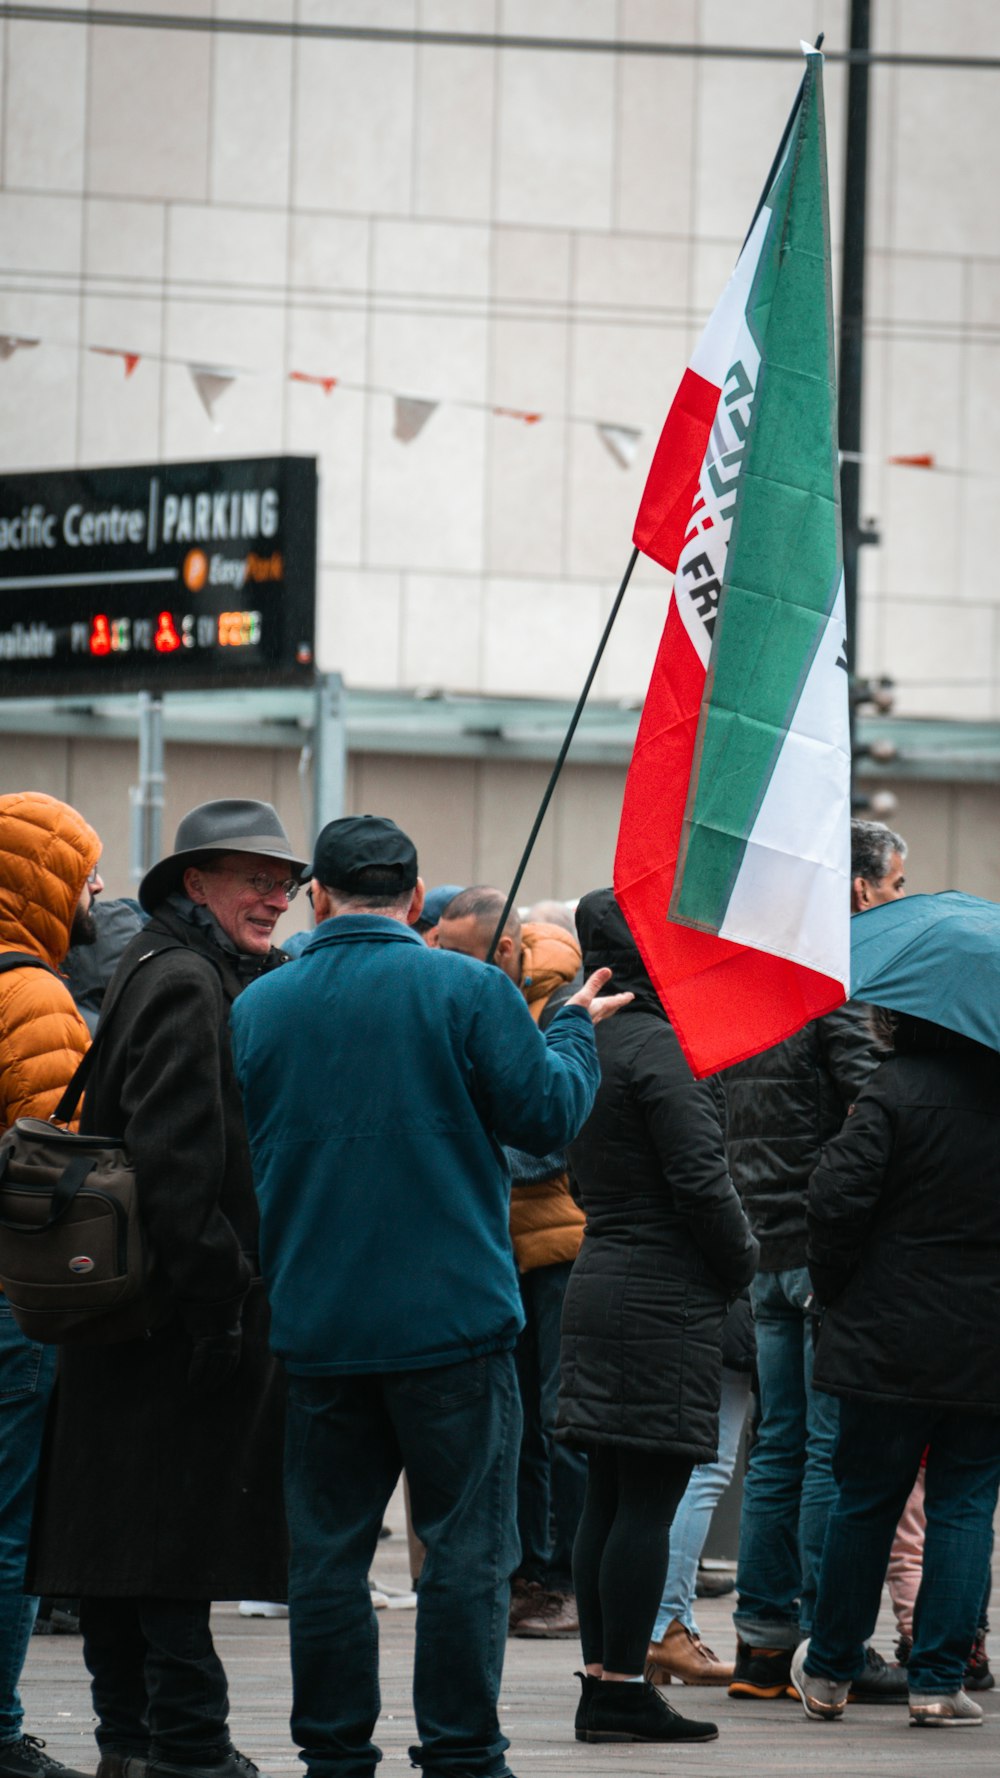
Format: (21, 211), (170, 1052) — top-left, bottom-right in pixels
(614, 48), (850, 1078)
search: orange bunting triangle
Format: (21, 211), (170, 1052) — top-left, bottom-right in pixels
(290, 370), (338, 395)
(91, 346), (141, 378)
(493, 406), (543, 424)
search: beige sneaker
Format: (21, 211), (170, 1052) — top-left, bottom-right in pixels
(909, 1688), (983, 1726)
(645, 1620), (734, 1686)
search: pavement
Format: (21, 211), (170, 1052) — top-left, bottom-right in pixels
(23, 1503), (1000, 1778)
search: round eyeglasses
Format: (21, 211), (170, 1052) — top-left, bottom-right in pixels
(215, 867), (301, 901)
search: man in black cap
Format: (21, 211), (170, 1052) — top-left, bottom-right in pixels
(231, 815), (629, 1778)
(29, 799), (309, 1778)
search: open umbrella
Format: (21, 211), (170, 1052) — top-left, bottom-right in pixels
(850, 891), (1000, 1054)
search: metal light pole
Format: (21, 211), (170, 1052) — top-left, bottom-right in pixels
(839, 0), (872, 685)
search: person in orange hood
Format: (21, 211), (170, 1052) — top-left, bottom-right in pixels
(438, 887), (588, 1640)
(0, 791), (101, 1778)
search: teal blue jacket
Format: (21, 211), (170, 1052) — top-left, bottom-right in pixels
(230, 914), (600, 1374)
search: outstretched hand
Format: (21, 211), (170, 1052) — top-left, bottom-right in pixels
(566, 966), (634, 1026)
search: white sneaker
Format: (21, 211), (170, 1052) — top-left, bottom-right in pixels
(790, 1639), (850, 1721)
(238, 1601), (289, 1618)
(909, 1688), (983, 1726)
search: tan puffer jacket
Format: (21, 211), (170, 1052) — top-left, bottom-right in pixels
(510, 921), (586, 1272)
(0, 791), (99, 1133)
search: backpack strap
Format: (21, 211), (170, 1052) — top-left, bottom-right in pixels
(50, 936), (207, 1127)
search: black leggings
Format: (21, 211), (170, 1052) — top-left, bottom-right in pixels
(572, 1446), (694, 1673)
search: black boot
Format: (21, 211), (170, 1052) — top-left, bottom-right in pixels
(585, 1678), (719, 1744)
(574, 1673), (601, 1742)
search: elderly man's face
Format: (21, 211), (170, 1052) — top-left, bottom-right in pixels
(184, 851), (295, 955)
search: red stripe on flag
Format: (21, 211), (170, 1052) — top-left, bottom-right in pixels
(615, 597), (843, 1078)
(632, 368), (721, 572)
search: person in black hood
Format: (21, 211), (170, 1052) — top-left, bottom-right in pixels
(556, 889), (758, 1747)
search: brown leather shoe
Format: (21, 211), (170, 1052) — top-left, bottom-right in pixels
(508, 1577), (544, 1633)
(513, 1588), (580, 1639)
(645, 1619), (735, 1686)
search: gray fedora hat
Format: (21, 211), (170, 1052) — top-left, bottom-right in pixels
(139, 798), (310, 914)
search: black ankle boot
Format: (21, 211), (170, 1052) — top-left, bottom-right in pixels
(585, 1678), (719, 1744)
(574, 1672), (601, 1742)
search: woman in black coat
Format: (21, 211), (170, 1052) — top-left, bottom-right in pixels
(556, 889), (758, 1745)
(29, 800), (303, 1778)
(793, 1011), (1000, 1728)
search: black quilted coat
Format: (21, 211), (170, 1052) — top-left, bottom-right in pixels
(556, 890), (758, 1463)
(809, 1026), (1000, 1412)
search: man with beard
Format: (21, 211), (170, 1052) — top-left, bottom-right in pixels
(0, 791), (102, 1778)
(29, 799), (306, 1778)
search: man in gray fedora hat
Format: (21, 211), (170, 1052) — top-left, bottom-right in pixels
(29, 799), (308, 1778)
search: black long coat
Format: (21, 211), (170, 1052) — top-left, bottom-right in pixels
(556, 891), (758, 1463)
(809, 1039), (1000, 1413)
(29, 906), (288, 1599)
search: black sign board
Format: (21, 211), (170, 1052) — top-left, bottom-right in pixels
(0, 455), (317, 697)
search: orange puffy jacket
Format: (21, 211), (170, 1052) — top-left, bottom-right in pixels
(510, 921), (587, 1272)
(0, 791), (99, 1133)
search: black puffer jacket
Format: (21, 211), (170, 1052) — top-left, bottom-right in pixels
(809, 1033), (1000, 1412)
(724, 1002), (883, 1271)
(556, 890), (758, 1462)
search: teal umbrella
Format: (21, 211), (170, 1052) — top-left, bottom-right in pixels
(850, 891), (1000, 1053)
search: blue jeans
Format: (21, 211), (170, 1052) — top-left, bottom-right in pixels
(806, 1397), (1000, 1694)
(284, 1352), (521, 1778)
(0, 1303), (58, 1743)
(653, 1368), (751, 1640)
(514, 1263), (587, 1592)
(733, 1267), (839, 1649)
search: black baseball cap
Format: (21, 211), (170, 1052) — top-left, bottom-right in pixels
(305, 815), (418, 892)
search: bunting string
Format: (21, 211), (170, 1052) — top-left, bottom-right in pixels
(0, 330), (977, 481)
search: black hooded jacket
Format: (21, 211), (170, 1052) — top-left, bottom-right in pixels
(555, 889), (758, 1462)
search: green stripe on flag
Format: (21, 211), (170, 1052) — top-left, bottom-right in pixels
(672, 55), (843, 934)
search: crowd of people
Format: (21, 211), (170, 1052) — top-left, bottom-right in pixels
(0, 788), (998, 1778)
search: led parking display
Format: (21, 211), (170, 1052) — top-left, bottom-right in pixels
(0, 455), (317, 696)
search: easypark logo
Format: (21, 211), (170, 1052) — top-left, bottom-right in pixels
(183, 549), (209, 591)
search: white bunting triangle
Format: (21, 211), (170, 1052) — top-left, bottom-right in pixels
(189, 364), (238, 426)
(597, 423), (642, 469)
(0, 337), (40, 362)
(394, 396), (438, 443)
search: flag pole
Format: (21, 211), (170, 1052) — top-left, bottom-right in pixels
(485, 546), (639, 963)
(741, 33), (823, 249)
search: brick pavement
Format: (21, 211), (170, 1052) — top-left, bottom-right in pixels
(22, 1484), (1000, 1778)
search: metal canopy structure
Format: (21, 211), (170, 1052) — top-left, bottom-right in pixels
(0, 683), (997, 783)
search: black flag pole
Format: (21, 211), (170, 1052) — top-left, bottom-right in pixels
(485, 546), (639, 963)
(484, 35), (823, 967)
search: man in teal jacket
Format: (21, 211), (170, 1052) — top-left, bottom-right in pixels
(231, 816), (627, 1778)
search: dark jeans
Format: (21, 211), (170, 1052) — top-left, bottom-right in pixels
(573, 1446), (693, 1674)
(734, 1266), (840, 1648)
(79, 1597), (230, 1761)
(284, 1351), (521, 1778)
(0, 1304), (57, 1743)
(806, 1397), (1000, 1695)
(514, 1263), (587, 1592)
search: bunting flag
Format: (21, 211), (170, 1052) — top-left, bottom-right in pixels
(189, 364), (238, 425)
(493, 406), (542, 425)
(0, 337), (39, 361)
(91, 346), (141, 378)
(394, 395), (438, 442)
(290, 369), (338, 394)
(615, 47), (850, 1079)
(597, 423), (642, 468)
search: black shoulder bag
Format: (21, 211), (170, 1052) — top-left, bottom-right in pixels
(0, 939), (185, 1345)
